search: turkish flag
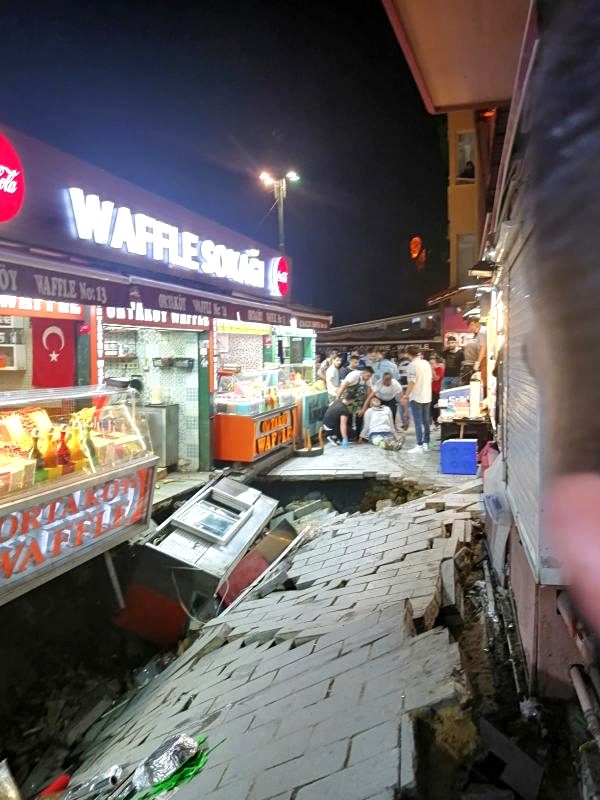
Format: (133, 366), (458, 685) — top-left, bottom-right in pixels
(31, 318), (76, 388)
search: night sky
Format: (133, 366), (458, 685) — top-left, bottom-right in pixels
(1, 1), (448, 324)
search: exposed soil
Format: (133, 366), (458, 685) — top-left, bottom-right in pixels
(253, 477), (428, 514)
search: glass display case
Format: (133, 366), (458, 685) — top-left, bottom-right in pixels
(213, 366), (328, 462)
(0, 385), (158, 607)
(0, 385), (151, 501)
(215, 368), (296, 416)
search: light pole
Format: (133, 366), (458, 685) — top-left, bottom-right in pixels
(259, 170), (300, 252)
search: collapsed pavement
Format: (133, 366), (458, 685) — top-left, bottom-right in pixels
(64, 483), (484, 800)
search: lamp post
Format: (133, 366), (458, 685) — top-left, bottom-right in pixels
(259, 170), (300, 252)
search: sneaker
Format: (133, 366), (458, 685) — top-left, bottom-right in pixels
(326, 436), (339, 446)
(407, 445), (423, 454)
(422, 443), (429, 452)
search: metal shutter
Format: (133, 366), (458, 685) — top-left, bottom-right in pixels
(505, 236), (542, 579)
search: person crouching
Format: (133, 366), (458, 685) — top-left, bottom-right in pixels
(359, 397), (404, 450)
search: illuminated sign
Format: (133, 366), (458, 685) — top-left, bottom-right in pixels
(0, 467), (153, 597)
(67, 188), (288, 297)
(0, 296), (83, 320)
(255, 410), (294, 455)
(103, 302), (209, 329)
(270, 257), (289, 297)
(0, 135), (25, 223)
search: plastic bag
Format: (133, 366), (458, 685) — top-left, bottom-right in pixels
(0, 761), (20, 800)
(132, 735), (198, 791)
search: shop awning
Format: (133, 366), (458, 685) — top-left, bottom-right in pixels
(382, 0), (531, 113)
(0, 244), (332, 331)
(317, 309), (440, 348)
(131, 278), (295, 326)
(0, 245), (131, 306)
(426, 283), (491, 308)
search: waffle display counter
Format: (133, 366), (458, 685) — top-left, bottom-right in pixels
(0, 385), (158, 605)
(213, 368), (296, 462)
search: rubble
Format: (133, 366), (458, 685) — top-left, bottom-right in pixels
(64, 484), (485, 799)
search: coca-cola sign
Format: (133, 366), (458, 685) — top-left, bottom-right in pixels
(270, 256), (290, 297)
(0, 135), (24, 223)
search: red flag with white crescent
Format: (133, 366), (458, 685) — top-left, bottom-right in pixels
(31, 318), (76, 388)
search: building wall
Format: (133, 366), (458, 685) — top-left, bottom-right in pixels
(509, 526), (580, 699)
(447, 110), (481, 287)
(103, 328), (201, 469)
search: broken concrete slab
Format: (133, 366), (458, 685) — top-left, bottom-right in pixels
(479, 718), (544, 800)
(65, 485), (482, 800)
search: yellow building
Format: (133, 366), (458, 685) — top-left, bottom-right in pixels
(447, 110), (481, 287)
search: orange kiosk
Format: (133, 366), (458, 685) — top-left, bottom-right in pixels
(213, 402), (296, 462)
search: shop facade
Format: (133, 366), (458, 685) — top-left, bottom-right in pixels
(0, 123), (329, 603)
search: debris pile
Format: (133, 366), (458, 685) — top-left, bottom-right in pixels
(64, 483), (485, 799)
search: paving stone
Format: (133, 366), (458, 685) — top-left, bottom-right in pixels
(348, 720), (400, 766)
(219, 726), (312, 787)
(249, 739), (348, 800)
(173, 764), (226, 798)
(204, 777), (253, 800)
(248, 680), (331, 727)
(294, 748), (400, 800)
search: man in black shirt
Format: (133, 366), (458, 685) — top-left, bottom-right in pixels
(323, 398), (352, 447)
(441, 336), (465, 389)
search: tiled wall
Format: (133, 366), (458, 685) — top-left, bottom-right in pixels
(103, 327), (201, 469)
(217, 333), (263, 369)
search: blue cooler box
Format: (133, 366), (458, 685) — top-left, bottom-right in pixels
(440, 439), (478, 475)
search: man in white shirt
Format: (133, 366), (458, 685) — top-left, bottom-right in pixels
(359, 397), (403, 450)
(401, 345), (432, 453)
(325, 355), (342, 400)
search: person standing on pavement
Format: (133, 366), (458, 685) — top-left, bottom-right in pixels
(371, 347), (400, 382)
(339, 354), (359, 380)
(430, 355), (445, 428)
(323, 397), (352, 447)
(336, 365), (375, 438)
(316, 349), (338, 382)
(401, 345), (432, 453)
(441, 336), (464, 390)
(397, 350), (411, 430)
(461, 319), (487, 386)
(325, 355), (342, 401)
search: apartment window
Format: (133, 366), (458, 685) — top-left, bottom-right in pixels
(457, 234), (476, 285)
(456, 131), (476, 182)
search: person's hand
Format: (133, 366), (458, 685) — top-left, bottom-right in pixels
(341, 437), (349, 449)
(357, 409), (364, 417)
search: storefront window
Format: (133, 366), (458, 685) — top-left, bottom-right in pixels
(456, 131), (476, 183)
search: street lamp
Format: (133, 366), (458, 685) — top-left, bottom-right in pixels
(259, 169), (300, 252)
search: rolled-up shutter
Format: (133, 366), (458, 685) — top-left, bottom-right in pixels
(505, 236), (542, 579)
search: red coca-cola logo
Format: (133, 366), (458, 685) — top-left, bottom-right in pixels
(271, 257), (290, 297)
(0, 135), (25, 223)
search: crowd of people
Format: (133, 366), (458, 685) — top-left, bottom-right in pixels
(316, 318), (486, 454)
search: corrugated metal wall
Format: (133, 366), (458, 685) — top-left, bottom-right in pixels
(505, 236), (541, 579)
